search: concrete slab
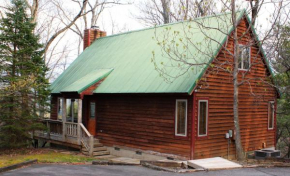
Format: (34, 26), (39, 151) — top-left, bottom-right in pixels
(109, 157), (140, 165)
(106, 146), (167, 160)
(94, 155), (116, 160)
(187, 157), (242, 170)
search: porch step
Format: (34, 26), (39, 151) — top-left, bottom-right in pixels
(82, 150), (110, 157)
(81, 138), (110, 157)
(94, 143), (103, 148)
(82, 146), (107, 153)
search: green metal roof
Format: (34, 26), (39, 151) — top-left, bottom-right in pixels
(51, 11), (245, 94)
(60, 68), (113, 93)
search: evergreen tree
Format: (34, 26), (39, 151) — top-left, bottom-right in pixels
(273, 25), (290, 157)
(0, 0), (50, 148)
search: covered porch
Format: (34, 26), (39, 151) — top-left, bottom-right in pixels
(33, 97), (96, 156)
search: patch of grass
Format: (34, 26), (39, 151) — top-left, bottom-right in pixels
(0, 149), (96, 168)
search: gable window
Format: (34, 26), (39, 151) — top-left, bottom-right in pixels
(268, 101), (275, 130)
(57, 98), (63, 120)
(198, 99), (208, 137)
(238, 45), (250, 70)
(175, 100), (187, 136)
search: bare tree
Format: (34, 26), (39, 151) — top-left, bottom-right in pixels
(24, 0), (38, 23)
(1, 0), (128, 79)
(134, 0), (216, 26)
(68, 0), (130, 55)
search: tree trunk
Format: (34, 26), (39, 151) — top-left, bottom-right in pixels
(250, 0), (259, 26)
(196, 0), (205, 17)
(161, 0), (170, 24)
(231, 0), (245, 161)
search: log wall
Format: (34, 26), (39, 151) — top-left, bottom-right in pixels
(50, 95), (59, 120)
(193, 18), (277, 159)
(85, 94), (193, 158)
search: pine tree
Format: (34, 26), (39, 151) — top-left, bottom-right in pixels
(0, 0), (50, 148)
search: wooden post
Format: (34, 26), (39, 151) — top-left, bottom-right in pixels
(89, 136), (94, 156)
(62, 98), (67, 141)
(47, 120), (51, 140)
(71, 99), (74, 122)
(77, 99), (82, 145)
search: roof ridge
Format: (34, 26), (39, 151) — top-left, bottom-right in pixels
(95, 9), (246, 41)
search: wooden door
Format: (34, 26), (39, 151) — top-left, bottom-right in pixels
(87, 101), (96, 136)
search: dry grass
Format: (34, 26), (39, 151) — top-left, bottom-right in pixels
(0, 148), (95, 168)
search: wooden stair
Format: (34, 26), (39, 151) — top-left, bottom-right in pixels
(81, 138), (110, 157)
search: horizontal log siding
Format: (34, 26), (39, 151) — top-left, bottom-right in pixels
(193, 18), (277, 159)
(50, 95), (59, 120)
(90, 94), (193, 158)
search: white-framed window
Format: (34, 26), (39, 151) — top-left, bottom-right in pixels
(198, 100), (208, 137)
(57, 98), (63, 120)
(238, 45), (251, 70)
(66, 99), (79, 123)
(268, 101), (275, 130)
(175, 99), (187, 137)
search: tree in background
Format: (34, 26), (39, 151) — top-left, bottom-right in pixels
(134, 0), (216, 26)
(272, 24), (290, 157)
(0, 0), (128, 80)
(0, 0), (50, 148)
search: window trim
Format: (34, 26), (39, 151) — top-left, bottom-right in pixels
(198, 99), (209, 137)
(175, 99), (188, 137)
(268, 101), (275, 130)
(238, 44), (251, 70)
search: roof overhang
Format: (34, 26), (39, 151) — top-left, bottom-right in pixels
(59, 68), (113, 94)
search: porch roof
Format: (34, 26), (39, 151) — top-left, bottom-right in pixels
(59, 68), (113, 93)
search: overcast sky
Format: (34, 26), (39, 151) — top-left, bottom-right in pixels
(87, 0), (286, 38)
(98, 1), (144, 34)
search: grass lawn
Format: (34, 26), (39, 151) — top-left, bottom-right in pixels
(0, 148), (96, 168)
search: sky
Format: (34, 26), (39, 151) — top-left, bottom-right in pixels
(97, 1), (144, 34)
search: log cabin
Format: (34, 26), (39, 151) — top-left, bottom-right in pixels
(38, 10), (279, 160)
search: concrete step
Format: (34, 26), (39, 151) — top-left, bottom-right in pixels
(93, 151), (110, 156)
(82, 150), (110, 157)
(93, 139), (100, 143)
(110, 157), (140, 165)
(94, 155), (116, 160)
(82, 146), (107, 152)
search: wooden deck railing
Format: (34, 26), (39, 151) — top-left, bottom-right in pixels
(34, 119), (93, 156)
(43, 119), (62, 135)
(35, 119), (79, 145)
(65, 122), (78, 137)
(80, 123), (94, 156)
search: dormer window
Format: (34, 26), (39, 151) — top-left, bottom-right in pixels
(238, 45), (250, 70)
